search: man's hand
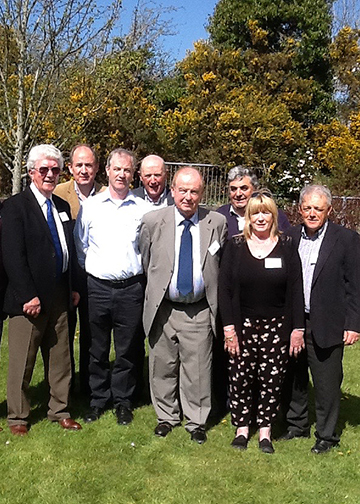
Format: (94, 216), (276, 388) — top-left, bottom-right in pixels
(72, 291), (80, 307)
(23, 297), (41, 318)
(343, 330), (359, 346)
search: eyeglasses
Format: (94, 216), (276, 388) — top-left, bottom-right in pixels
(34, 167), (61, 176)
(250, 189), (273, 199)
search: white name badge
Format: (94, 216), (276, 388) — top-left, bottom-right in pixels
(208, 240), (220, 256)
(59, 212), (70, 222)
(265, 257), (282, 269)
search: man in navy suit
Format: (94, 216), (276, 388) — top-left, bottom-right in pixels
(2, 144), (82, 436)
(281, 185), (360, 453)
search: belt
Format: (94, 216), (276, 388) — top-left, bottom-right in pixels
(89, 273), (144, 289)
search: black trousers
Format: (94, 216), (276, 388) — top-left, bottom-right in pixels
(68, 268), (91, 394)
(87, 275), (145, 410)
(283, 318), (343, 443)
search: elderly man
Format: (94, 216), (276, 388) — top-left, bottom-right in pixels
(281, 185), (360, 453)
(133, 154), (174, 207)
(217, 166), (290, 237)
(1, 144), (81, 435)
(139, 167), (227, 443)
(75, 148), (149, 425)
(54, 144), (103, 395)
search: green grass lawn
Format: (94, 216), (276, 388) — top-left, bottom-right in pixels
(0, 320), (359, 504)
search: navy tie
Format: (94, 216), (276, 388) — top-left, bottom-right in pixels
(177, 219), (193, 296)
(46, 199), (63, 279)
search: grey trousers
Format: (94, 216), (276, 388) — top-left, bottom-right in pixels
(149, 298), (213, 432)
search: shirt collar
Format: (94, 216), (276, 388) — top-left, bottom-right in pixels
(74, 181), (96, 200)
(30, 182), (52, 207)
(301, 219), (328, 240)
(144, 187), (167, 206)
(174, 206), (199, 226)
(101, 187), (137, 207)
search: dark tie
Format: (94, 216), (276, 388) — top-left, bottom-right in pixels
(46, 199), (63, 279)
(177, 219), (193, 296)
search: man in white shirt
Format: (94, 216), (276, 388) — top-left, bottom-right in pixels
(75, 148), (149, 426)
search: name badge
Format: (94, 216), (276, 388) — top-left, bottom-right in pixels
(265, 258), (282, 269)
(208, 240), (220, 256)
(59, 212), (70, 222)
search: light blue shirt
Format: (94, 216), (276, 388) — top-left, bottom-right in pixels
(298, 220), (328, 313)
(167, 207), (205, 303)
(74, 188), (150, 280)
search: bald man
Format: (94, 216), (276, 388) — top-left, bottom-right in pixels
(133, 155), (174, 207)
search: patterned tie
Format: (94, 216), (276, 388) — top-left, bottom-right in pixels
(46, 199), (63, 279)
(177, 219), (193, 296)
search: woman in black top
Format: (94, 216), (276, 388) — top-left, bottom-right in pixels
(219, 190), (304, 453)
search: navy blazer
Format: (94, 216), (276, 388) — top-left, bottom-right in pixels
(132, 185), (174, 205)
(1, 187), (77, 316)
(287, 221), (360, 348)
(217, 203), (290, 238)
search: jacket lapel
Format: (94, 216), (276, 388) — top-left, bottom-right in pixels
(199, 207), (213, 266)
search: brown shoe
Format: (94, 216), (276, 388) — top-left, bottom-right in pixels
(9, 424), (28, 436)
(59, 418), (82, 430)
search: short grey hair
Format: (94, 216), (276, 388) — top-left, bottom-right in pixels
(227, 166), (259, 189)
(299, 184), (332, 207)
(106, 148), (136, 170)
(27, 144), (64, 172)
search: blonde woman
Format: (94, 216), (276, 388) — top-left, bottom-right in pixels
(219, 190), (304, 453)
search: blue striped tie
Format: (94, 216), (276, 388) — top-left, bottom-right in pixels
(46, 199), (63, 279)
(177, 220), (193, 296)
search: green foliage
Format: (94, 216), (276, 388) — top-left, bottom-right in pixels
(208, 0), (335, 123)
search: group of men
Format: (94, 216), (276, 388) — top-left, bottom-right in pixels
(0, 143), (359, 454)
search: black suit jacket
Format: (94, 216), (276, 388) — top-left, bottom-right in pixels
(287, 221), (360, 348)
(132, 185), (174, 205)
(0, 202), (7, 319)
(1, 187), (76, 316)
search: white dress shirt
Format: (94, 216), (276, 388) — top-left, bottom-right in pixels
(74, 188), (150, 280)
(167, 207), (205, 303)
(30, 183), (69, 272)
(229, 205), (245, 232)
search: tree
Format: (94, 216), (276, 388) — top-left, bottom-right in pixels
(208, 0), (335, 123)
(0, 0), (121, 194)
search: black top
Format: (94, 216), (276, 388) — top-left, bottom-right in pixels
(219, 234), (304, 341)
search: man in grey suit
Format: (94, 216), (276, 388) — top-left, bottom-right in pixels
(139, 167), (227, 444)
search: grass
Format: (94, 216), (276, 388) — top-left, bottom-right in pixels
(0, 320), (360, 504)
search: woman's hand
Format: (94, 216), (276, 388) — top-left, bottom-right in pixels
(289, 329), (305, 357)
(223, 325), (240, 357)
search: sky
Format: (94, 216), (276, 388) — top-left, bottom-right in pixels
(119, 0), (219, 61)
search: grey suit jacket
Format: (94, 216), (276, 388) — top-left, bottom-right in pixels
(139, 206), (227, 336)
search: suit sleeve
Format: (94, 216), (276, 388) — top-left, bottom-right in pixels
(2, 198), (38, 305)
(344, 231), (360, 331)
(139, 216), (151, 275)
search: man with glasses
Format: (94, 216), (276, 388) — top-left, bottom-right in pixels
(133, 155), (174, 207)
(217, 166), (290, 237)
(281, 185), (360, 453)
(1, 144), (82, 435)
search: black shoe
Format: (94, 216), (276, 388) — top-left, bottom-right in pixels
(311, 439), (338, 454)
(115, 405), (133, 425)
(279, 430), (310, 441)
(259, 438), (275, 454)
(190, 427), (207, 444)
(83, 406), (104, 423)
(154, 422), (173, 437)
(231, 434), (248, 450)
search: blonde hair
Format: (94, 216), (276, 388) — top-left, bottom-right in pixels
(243, 190), (280, 240)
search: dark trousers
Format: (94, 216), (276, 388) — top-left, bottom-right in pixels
(68, 281), (91, 394)
(283, 318), (343, 443)
(87, 275), (145, 410)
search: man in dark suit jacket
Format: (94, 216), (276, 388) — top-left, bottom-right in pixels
(133, 155), (174, 207)
(281, 184), (360, 453)
(139, 167), (227, 444)
(0, 201), (7, 342)
(54, 144), (104, 395)
(2, 144), (82, 436)
(217, 166), (290, 237)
